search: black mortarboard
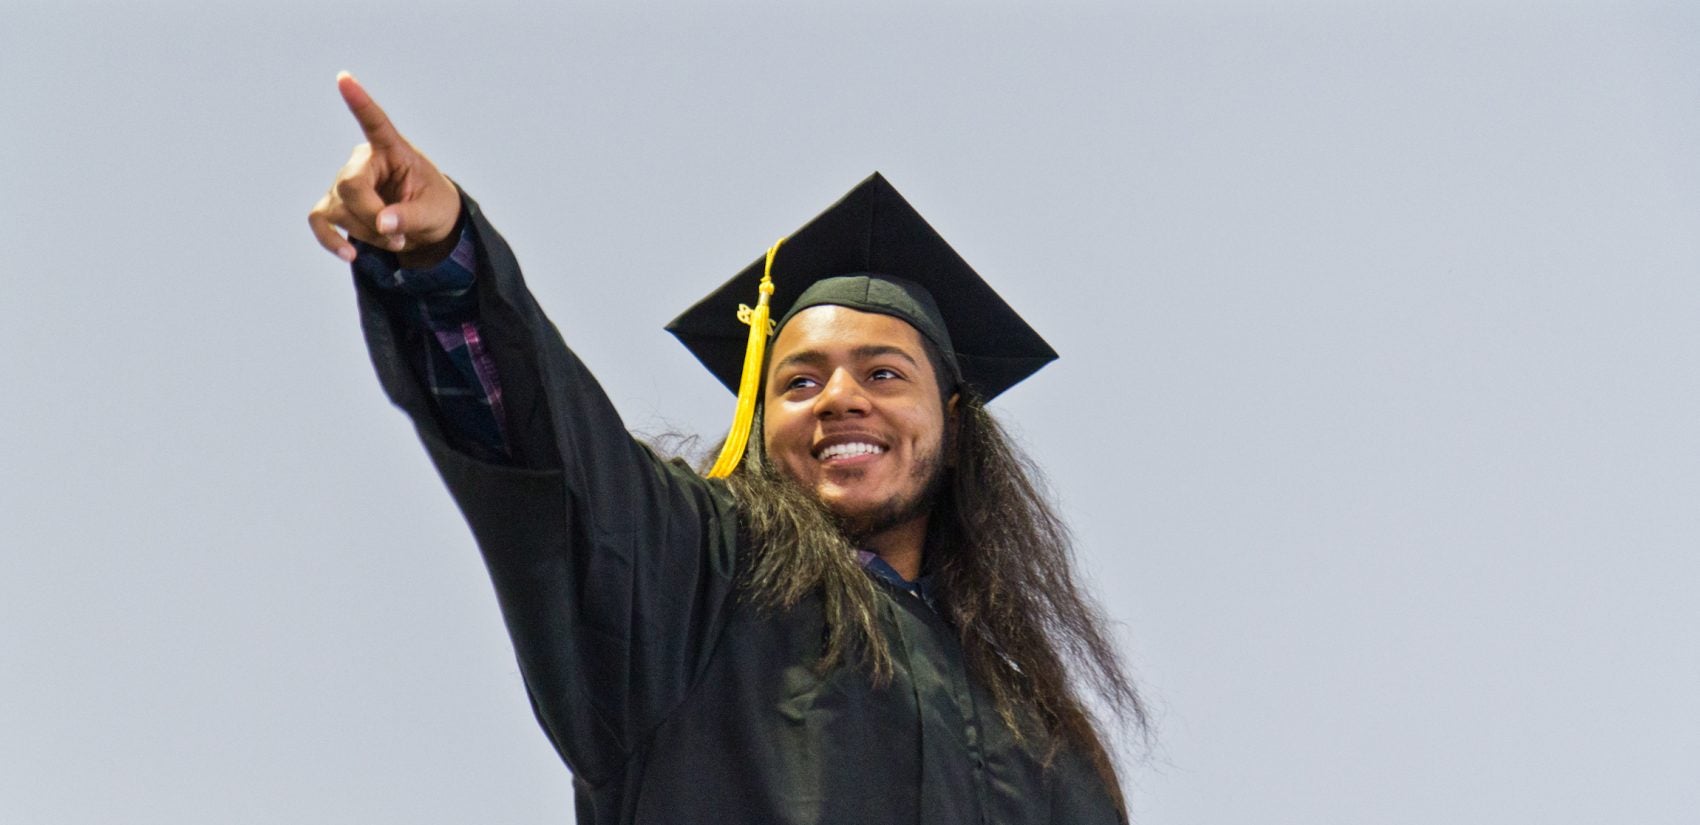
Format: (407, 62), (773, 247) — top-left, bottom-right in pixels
(666, 172), (1057, 402)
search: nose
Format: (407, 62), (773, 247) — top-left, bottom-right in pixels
(812, 368), (869, 419)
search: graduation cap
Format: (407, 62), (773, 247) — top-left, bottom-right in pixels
(666, 172), (1057, 477)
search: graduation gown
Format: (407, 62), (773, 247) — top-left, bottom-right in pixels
(355, 194), (1125, 824)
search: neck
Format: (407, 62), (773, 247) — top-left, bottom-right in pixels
(858, 514), (928, 581)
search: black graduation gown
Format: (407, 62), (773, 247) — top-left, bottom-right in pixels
(354, 194), (1126, 824)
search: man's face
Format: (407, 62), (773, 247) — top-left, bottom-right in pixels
(763, 305), (955, 538)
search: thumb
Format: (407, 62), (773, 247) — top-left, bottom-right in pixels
(376, 196), (458, 242)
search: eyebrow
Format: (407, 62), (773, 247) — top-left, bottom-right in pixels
(772, 344), (922, 373)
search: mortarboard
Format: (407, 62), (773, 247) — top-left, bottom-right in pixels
(666, 172), (1057, 477)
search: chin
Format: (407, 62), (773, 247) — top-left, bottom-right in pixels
(814, 481), (889, 518)
(823, 488), (931, 541)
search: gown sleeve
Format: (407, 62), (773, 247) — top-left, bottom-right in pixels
(352, 189), (743, 788)
(351, 219), (511, 462)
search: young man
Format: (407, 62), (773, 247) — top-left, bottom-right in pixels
(311, 72), (1144, 824)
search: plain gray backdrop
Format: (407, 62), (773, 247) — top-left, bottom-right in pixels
(3, 1), (1696, 822)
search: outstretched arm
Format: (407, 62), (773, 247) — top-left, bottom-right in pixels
(312, 76), (742, 788)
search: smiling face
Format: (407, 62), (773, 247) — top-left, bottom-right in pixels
(763, 305), (956, 543)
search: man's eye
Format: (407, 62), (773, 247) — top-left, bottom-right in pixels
(869, 368), (901, 381)
(785, 376), (819, 391)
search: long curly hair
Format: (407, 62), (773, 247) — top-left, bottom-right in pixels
(719, 388), (1147, 813)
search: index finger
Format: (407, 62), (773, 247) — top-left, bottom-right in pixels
(336, 71), (402, 148)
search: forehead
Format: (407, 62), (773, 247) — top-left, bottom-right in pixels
(769, 305), (929, 363)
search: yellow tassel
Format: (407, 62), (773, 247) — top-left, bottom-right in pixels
(706, 237), (786, 478)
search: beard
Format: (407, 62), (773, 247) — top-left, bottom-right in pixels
(829, 444), (949, 545)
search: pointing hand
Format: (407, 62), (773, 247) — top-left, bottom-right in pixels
(308, 72), (462, 267)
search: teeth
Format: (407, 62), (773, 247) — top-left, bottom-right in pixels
(818, 442), (885, 460)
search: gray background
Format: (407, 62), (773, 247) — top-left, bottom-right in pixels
(3, 1), (1695, 822)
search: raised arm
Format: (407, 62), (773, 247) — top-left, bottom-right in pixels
(310, 75), (742, 789)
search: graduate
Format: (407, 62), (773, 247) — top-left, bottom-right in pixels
(310, 72), (1146, 824)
